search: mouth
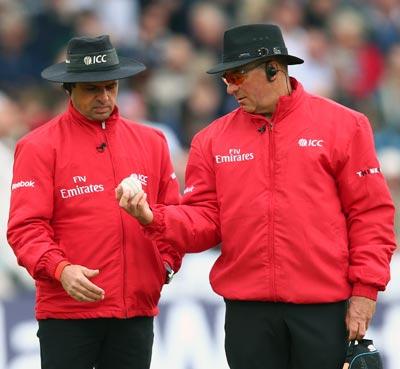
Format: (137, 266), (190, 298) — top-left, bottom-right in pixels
(93, 106), (111, 113)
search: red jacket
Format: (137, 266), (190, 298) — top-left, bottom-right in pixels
(8, 102), (181, 319)
(145, 79), (396, 303)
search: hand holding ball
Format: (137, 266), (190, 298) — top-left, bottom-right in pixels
(117, 174), (153, 225)
(120, 175), (142, 199)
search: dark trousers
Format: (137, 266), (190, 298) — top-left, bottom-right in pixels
(224, 300), (347, 369)
(37, 317), (154, 369)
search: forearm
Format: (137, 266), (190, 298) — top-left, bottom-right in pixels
(143, 203), (221, 253)
(7, 220), (67, 280)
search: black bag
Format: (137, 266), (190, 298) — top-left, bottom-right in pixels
(343, 339), (383, 369)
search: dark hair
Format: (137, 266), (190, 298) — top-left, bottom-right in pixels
(62, 82), (76, 94)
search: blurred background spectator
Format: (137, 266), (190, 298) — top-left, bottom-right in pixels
(0, 1), (399, 368)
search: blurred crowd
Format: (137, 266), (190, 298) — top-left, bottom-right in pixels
(1, 0), (400, 296)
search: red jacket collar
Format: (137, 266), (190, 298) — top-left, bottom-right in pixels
(241, 77), (304, 124)
(66, 100), (120, 128)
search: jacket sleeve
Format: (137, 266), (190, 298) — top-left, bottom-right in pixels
(152, 133), (183, 272)
(144, 133), (221, 257)
(335, 115), (397, 300)
(7, 139), (68, 281)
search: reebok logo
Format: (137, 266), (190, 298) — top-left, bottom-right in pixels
(298, 138), (324, 147)
(12, 180), (35, 190)
(215, 148), (255, 164)
(183, 185), (195, 194)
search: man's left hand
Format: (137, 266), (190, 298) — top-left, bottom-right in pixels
(345, 296), (376, 340)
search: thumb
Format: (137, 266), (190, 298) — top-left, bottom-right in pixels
(115, 185), (123, 200)
(83, 268), (100, 278)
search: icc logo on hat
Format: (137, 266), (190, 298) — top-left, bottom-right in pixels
(83, 55), (107, 66)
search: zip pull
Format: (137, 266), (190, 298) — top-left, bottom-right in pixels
(101, 121), (106, 130)
(268, 122), (273, 131)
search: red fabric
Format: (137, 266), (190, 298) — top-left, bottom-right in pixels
(54, 261), (71, 281)
(7, 102), (182, 319)
(144, 79), (396, 304)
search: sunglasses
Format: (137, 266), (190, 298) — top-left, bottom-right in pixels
(222, 61), (267, 86)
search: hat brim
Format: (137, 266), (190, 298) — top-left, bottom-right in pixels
(41, 56), (146, 83)
(207, 55), (304, 74)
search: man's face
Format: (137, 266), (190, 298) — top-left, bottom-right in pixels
(223, 62), (277, 115)
(70, 80), (118, 121)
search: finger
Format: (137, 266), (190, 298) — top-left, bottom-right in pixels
(78, 287), (104, 301)
(129, 190), (145, 207)
(365, 317), (370, 331)
(116, 184), (132, 201)
(71, 291), (99, 303)
(119, 191), (131, 209)
(115, 185), (123, 200)
(347, 321), (359, 341)
(72, 285), (104, 302)
(83, 268), (100, 278)
(80, 278), (105, 296)
(78, 270), (105, 296)
(356, 322), (366, 340)
(138, 192), (148, 207)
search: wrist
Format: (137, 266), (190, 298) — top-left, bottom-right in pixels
(164, 262), (174, 284)
(138, 212), (153, 225)
(352, 283), (378, 301)
(54, 261), (71, 281)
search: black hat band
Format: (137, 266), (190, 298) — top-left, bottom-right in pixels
(224, 46), (288, 63)
(66, 49), (120, 72)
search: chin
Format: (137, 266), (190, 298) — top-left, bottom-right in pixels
(92, 113), (111, 121)
(242, 106), (256, 113)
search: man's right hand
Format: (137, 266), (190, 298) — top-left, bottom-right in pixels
(115, 186), (154, 225)
(60, 265), (105, 302)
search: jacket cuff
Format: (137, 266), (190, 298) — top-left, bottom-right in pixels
(352, 283), (378, 301)
(161, 254), (175, 271)
(54, 261), (72, 281)
(43, 252), (69, 280)
(141, 206), (166, 240)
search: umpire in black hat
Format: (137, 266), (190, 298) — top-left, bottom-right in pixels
(118, 22), (396, 369)
(41, 34), (145, 122)
(8, 34), (182, 369)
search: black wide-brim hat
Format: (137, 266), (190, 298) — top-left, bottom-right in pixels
(207, 24), (304, 74)
(41, 35), (146, 83)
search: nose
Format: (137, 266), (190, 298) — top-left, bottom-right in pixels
(97, 88), (109, 103)
(226, 82), (239, 95)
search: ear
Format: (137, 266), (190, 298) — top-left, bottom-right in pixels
(266, 63), (278, 82)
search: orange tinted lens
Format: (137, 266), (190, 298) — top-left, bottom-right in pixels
(222, 72), (246, 85)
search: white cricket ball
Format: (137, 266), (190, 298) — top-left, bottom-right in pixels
(120, 174), (142, 198)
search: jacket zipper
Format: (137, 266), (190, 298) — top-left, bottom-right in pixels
(268, 121), (277, 301)
(101, 120), (128, 317)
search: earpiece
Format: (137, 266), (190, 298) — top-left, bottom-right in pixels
(266, 64), (277, 82)
(265, 62), (292, 95)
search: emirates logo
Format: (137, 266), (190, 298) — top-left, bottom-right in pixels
(215, 148), (255, 164)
